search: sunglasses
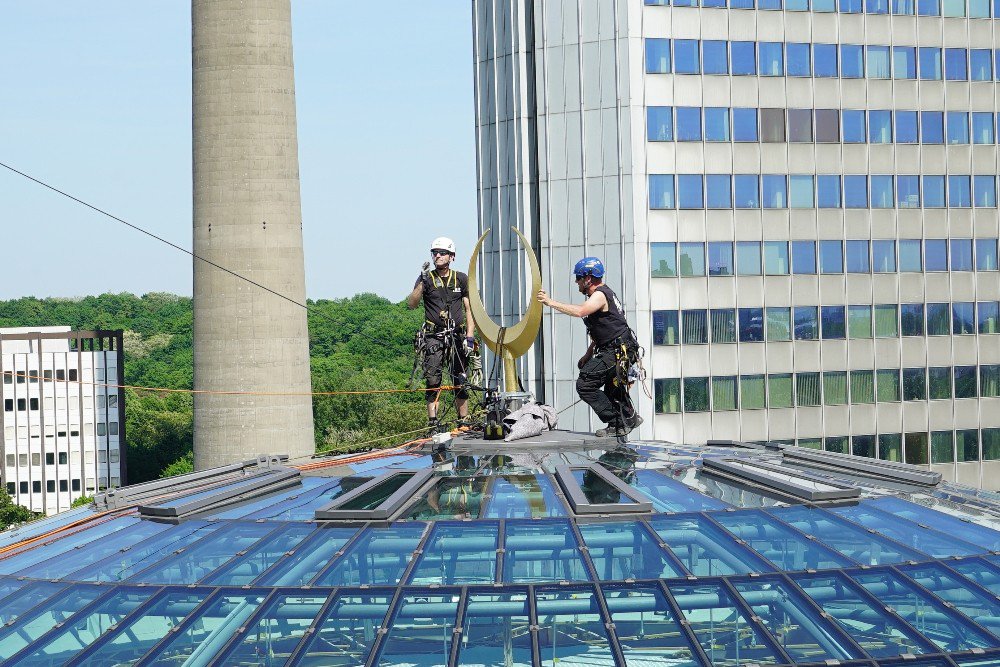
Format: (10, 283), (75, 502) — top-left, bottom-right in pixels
(431, 249), (452, 256)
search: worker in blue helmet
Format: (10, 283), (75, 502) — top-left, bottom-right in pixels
(537, 257), (642, 438)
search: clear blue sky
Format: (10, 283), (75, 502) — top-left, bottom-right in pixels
(0, 2), (477, 302)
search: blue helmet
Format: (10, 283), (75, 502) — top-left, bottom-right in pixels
(573, 256), (605, 279)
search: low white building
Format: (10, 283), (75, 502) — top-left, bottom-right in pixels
(0, 327), (124, 514)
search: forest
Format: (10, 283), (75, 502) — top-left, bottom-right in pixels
(0, 292), (432, 484)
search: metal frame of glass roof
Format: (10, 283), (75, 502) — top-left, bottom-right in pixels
(0, 440), (998, 665)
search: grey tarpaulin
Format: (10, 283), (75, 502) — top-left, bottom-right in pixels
(503, 402), (559, 442)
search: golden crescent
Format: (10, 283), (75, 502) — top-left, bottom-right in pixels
(467, 226), (543, 359)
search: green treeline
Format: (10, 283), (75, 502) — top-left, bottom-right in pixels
(0, 292), (426, 483)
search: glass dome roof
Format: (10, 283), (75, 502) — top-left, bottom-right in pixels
(0, 436), (999, 666)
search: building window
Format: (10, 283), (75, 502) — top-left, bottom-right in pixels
(16, 399), (25, 411)
(979, 302), (1000, 334)
(732, 108), (758, 141)
(706, 175), (732, 209)
(679, 243), (705, 276)
(682, 311), (708, 345)
(850, 371), (875, 404)
(823, 372), (848, 405)
(872, 240), (896, 271)
(845, 241), (870, 273)
(947, 112), (970, 144)
(676, 107), (702, 141)
(68, 369), (78, 381)
(814, 44), (838, 76)
(708, 242), (734, 275)
(712, 377), (738, 411)
(760, 109), (786, 142)
(653, 311), (679, 346)
(18, 482), (27, 495)
(902, 368), (927, 401)
(1, 372), (10, 385)
(977, 239), (999, 270)
(739, 308), (764, 342)
(874, 305), (898, 337)
(919, 47), (942, 80)
(879, 434), (902, 461)
(31, 481), (40, 493)
(763, 241), (789, 275)
(957, 429), (979, 462)
(945, 48), (968, 80)
(768, 374), (794, 408)
(949, 176), (972, 208)
(731, 41), (756, 75)
(843, 176), (868, 208)
(655, 379), (681, 414)
(72, 479), (80, 492)
(794, 306), (819, 340)
(734, 176), (760, 208)
(928, 367), (952, 400)
(740, 375), (766, 409)
(3, 400), (11, 413)
(46, 480), (55, 493)
(762, 176), (787, 208)
(954, 366), (978, 398)
(703, 41), (729, 74)
(677, 175), (704, 209)
(766, 308), (792, 341)
(841, 45), (864, 78)
(683, 377), (710, 412)
(647, 107), (673, 141)
(645, 38), (671, 73)
(848, 306), (872, 339)
(705, 108), (730, 142)
(893, 46), (916, 78)
(651, 243), (676, 277)
(29, 398), (39, 411)
(974, 176), (997, 208)
(788, 109), (813, 142)
(786, 43), (811, 76)
(45, 453), (54, 465)
(791, 241), (816, 274)
(981, 365), (1000, 397)
(796, 373), (821, 406)
(711, 309), (737, 344)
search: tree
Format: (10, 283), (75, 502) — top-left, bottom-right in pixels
(0, 488), (37, 530)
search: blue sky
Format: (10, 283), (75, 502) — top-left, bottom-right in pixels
(0, 2), (476, 302)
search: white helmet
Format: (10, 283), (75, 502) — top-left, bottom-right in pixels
(430, 237), (456, 255)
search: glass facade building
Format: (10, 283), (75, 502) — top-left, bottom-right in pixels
(473, 0), (1000, 489)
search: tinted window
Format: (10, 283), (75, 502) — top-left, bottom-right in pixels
(895, 111), (918, 143)
(732, 108), (758, 142)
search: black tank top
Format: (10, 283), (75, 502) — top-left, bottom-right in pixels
(583, 285), (630, 347)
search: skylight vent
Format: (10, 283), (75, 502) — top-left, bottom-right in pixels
(314, 469), (434, 520)
(702, 458), (861, 502)
(139, 467), (301, 518)
(554, 464), (653, 515)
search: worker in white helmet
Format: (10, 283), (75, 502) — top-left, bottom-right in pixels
(407, 237), (475, 432)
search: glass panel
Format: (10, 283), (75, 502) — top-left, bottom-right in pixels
(948, 557), (1000, 590)
(78, 590), (212, 666)
(648, 514), (773, 576)
(869, 497), (1000, 551)
(875, 304), (898, 337)
(708, 242), (733, 275)
(851, 569), (996, 651)
(457, 593), (533, 667)
(796, 372), (821, 406)
(679, 243), (705, 275)
(222, 594), (327, 665)
(769, 506), (925, 564)
(740, 374), (767, 410)
(829, 504), (980, 557)
(627, 470), (727, 512)
(651, 242), (676, 276)
(905, 432), (929, 465)
(793, 572), (933, 658)
(794, 306), (819, 339)
(736, 241), (761, 274)
(823, 371), (848, 405)
(316, 524), (427, 586)
(712, 509), (854, 570)
(126, 521), (276, 584)
(733, 577), (864, 662)
(647, 106), (673, 141)
(580, 521), (685, 581)
(409, 521), (498, 585)
(668, 582), (782, 665)
(768, 373), (793, 408)
(203, 523), (316, 585)
(655, 378), (682, 414)
(649, 177), (676, 210)
(0, 580), (64, 625)
(484, 474), (566, 518)
(535, 588), (615, 666)
(645, 38), (671, 73)
(850, 370), (875, 404)
(294, 592), (391, 666)
(503, 520), (590, 583)
(377, 593), (457, 667)
(684, 377), (710, 412)
(256, 527), (358, 586)
(15, 588), (153, 665)
(848, 305), (872, 339)
(606, 586), (699, 666)
(900, 562), (1000, 628)
(877, 368), (901, 401)
(653, 310), (679, 345)
(712, 376), (738, 411)
(710, 309), (736, 343)
(931, 430), (955, 463)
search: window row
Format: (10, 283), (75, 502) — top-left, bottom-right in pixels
(647, 106), (1000, 145)
(654, 301), (1000, 345)
(649, 174), (999, 209)
(646, 38), (1000, 81)
(645, 0), (1000, 18)
(650, 238), (999, 277)
(2, 369), (80, 384)
(772, 429), (1000, 464)
(655, 364), (1000, 413)
(5, 479), (81, 496)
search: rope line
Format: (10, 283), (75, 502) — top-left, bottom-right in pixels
(4, 371), (456, 397)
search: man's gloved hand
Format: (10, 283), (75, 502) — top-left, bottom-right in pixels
(464, 336), (476, 354)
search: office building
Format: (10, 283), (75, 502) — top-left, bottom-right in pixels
(0, 327), (125, 514)
(474, 0), (1000, 488)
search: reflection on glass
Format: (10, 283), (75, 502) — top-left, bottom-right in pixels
(377, 593), (458, 667)
(794, 572), (933, 658)
(458, 593), (533, 666)
(712, 509), (854, 570)
(627, 469), (728, 512)
(947, 557), (1000, 591)
(536, 588), (616, 666)
(649, 515), (773, 576)
(668, 582), (781, 666)
(296, 592), (391, 666)
(868, 497), (1000, 551)
(851, 569), (996, 651)
(0, 516), (139, 576)
(203, 523), (317, 585)
(503, 520), (589, 583)
(483, 475), (566, 518)
(829, 503), (981, 558)
(900, 562), (1000, 627)
(141, 593), (266, 666)
(579, 521), (685, 581)
(223, 594), (327, 665)
(338, 472), (415, 511)
(406, 476), (488, 519)
(0, 582), (83, 660)
(605, 586), (698, 665)
(409, 522), (498, 585)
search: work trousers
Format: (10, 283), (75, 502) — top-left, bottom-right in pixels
(576, 343), (636, 425)
(423, 334), (469, 401)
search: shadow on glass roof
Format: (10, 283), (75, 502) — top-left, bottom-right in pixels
(1, 433), (999, 666)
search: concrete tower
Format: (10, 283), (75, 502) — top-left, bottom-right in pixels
(191, 0), (315, 469)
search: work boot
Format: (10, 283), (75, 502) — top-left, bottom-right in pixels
(595, 422), (626, 438)
(427, 417), (442, 434)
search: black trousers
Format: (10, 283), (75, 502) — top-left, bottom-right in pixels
(423, 334), (469, 401)
(576, 343), (636, 425)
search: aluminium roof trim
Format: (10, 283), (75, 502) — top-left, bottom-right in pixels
(702, 458), (861, 502)
(139, 468), (301, 518)
(782, 446), (942, 486)
(554, 464), (653, 515)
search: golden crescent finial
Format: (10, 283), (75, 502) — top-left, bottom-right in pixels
(468, 227), (543, 391)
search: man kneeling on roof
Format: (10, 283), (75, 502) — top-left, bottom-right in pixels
(536, 256), (642, 438)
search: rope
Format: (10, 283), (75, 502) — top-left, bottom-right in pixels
(4, 370), (456, 397)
